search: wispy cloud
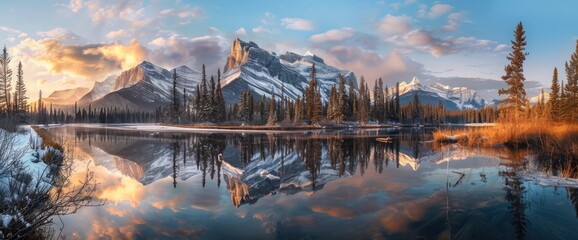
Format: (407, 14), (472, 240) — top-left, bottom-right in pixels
(281, 18), (315, 31)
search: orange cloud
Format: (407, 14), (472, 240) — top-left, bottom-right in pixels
(37, 38), (148, 80)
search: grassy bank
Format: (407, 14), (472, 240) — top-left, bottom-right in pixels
(434, 122), (578, 149)
(434, 122), (578, 177)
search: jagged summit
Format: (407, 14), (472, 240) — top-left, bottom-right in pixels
(220, 38), (355, 104)
(409, 76), (421, 85)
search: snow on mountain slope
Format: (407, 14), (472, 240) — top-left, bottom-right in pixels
(221, 38), (357, 104)
(83, 61), (201, 110)
(393, 76), (486, 110)
(78, 74), (118, 105)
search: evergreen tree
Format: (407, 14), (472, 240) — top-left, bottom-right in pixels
(14, 61), (27, 112)
(562, 40), (578, 121)
(358, 76), (368, 123)
(170, 69), (180, 124)
(215, 70), (227, 122)
(305, 63), (317, 122)
(267, 93), (277, 126)
(549, 67), (560, 121)
(294, 96), (303, 124)
(336, 75), (348, 122)
(312, 87), (323, 125)
(498, 22), (528, 120)
(0, 46), (12, 112)
(348, 79), (357, 121)
(395, 82), (400, 122)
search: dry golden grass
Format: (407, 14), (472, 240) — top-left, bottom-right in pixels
(31, 126), (63, 152)
(434, 122), (578, 149)
(434, 121), (578, 178)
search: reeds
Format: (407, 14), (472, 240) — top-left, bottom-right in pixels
(434, 122), (578, 178)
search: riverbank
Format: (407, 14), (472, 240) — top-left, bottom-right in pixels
(433, 122), (578, 178)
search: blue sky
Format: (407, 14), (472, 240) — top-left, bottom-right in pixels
(0, 0), (576, 99)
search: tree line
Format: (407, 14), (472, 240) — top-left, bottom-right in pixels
(165, 63), (496, 126)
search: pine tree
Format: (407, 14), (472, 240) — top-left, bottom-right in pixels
(0, 46), (12, 112)
(336, 75), (348, 123)
(305, 63), (317, 122)
(215, 69), (227, 122)
(395, 82), (400, 122)
(498, 22), (528, 120)
(549, 67), (560, 121)
(358, 76), (368, 123)
(294, 96), (303, 124)
(267, 93), (277, 126)
(348, 79), (357, 121)
(562, 40), (578, 121)
(312, 87), (323, 125)
(170, 69), (180, 124)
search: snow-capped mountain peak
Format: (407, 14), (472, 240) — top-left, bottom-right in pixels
(395, 76), (486, 110)
(221, 38), (356, 103)
(409, 76), (421, 86)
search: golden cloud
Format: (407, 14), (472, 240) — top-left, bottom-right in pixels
(37, 38), (148, 80)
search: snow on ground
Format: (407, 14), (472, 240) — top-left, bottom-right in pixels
(0, 126), (52, 189)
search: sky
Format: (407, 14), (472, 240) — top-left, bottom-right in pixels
(1, 0), (577, 100)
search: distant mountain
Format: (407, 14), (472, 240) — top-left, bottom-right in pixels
(33, 87), (90, 111)
(221, 38), (357, 103)
(78, 75), (117, 106)
(529, 91), (549, 105)
(43, 87), (90, 106)
(394, 76), (486, 110)
(79, 61), (201, 111)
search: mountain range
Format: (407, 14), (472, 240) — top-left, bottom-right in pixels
(42, 37), (488, 111)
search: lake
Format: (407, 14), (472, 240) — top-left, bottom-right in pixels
(44, 125), (578, 239)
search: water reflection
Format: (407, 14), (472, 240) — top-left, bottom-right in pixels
(45, 126), (578, 239)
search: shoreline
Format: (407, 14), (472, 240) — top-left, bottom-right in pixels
(39, 122), (496, 133)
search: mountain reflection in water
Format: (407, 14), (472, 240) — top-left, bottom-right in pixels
(44, 126), (578, 239)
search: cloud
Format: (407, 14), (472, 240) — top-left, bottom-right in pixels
(377, 14), (412, 36)
(261, 12), (276, 25)
(310, 28), (356, 43)
(159, 7), (205, 24)
(494, 44), (508, 52)
(0, 25), (28, 38)
(441, 12), (465, 32)
(34, 38), (148, 80)
(281, 18), (315, 31)
(36, 79), (47, 87)
(86, 0), (142, 25)
(252, 26), (274, 34)
(429, 4), (453, 18)
(37, 28), (83, 44)
(234, 28), (247, 36)
(106, 29), (129, 39)
(69, 0), (83, 12)
(148, 35), (225, 71)
(310, 28), (379, 51)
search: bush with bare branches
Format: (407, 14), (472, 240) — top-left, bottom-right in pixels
(0, 127), (105, 239)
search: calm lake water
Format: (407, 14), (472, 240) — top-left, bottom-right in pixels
(44, 125), (578, 239)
